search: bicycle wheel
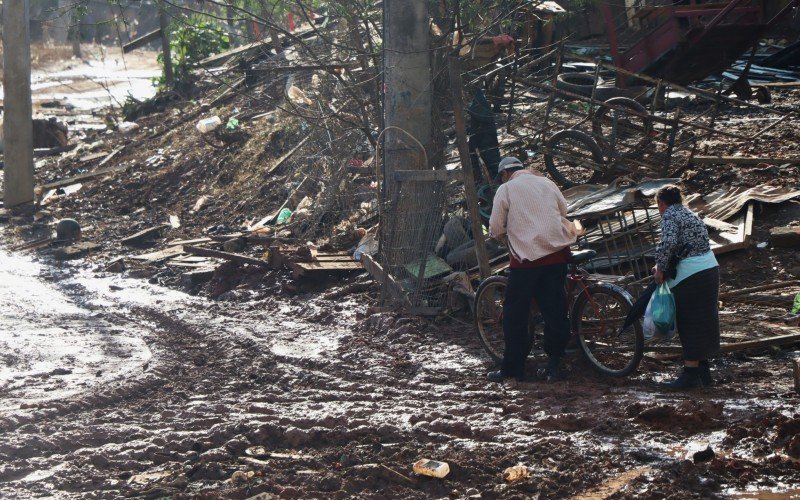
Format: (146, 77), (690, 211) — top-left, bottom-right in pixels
(543, 129), (605, 189)
(473, 276), (539, 364)
(572, 282), (643, 377)
(591, 97), (651, 159)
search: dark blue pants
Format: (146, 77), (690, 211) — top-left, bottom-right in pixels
(501, 264), (571, 377)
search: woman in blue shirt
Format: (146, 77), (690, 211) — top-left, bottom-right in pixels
(653, 185), (720, 389)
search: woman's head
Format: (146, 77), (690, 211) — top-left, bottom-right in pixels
(656, 184), (683, 214)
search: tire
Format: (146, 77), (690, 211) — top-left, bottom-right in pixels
(473, 276), (540, 364)
(544, 129), (605, 188)
(556, 72), (605, 98)
(572, 283), (643, 377)
(591, 97), (651, 159)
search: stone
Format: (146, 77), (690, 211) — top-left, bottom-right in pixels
(770, 226), (800, 249)
(55, 218), (81, 241)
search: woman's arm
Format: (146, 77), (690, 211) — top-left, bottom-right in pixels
(655, 212), (680, 274)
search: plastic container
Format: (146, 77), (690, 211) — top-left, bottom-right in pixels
(196, 116), (222, 134)
(276, 208), (293, 225)
(412, 459), (450, 479)
(502, 465), (529, 482)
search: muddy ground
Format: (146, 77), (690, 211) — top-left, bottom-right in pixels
(1, 234), (799, 499)
(1, 45), (800, 498)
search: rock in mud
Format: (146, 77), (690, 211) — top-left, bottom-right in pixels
(693, 446), (715, 464)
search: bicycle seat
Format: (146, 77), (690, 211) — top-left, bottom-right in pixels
(569, 249), (597, 264)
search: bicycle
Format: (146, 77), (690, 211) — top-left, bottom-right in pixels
(473, 249), (644, 377)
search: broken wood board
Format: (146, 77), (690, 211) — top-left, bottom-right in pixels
(122, 28), (163, 53)
(183, 245), (269, 268)
(40, 163), (127, 190)
(130, 245), (186, 263)
(711, 202), (753, 255)
(692, 156), (800, 165)
(120, 225), (170, 247)
(646, 323), (800, 354)
(54, 242), (101, 261)
(167, 237), (213, 246)
(361, 254), (412, 307)
(290, 261), (363, 280)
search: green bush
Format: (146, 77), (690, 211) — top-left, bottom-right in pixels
(157, 18), (230, 93)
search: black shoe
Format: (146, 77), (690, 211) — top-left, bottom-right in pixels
(487, 370), (523, 383)
(661, 366), (705, 390)
(536, 357), (564, 382)
(699, 360), (714, 387)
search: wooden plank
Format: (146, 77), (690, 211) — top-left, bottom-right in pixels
(122, 28), (162, 53)
(361, 254), (412, 307)
(266, 135), (311, 175)
(720, 280), (800, 299)
(167, 237), (213, 246)
(719, 332), (800, 353)
(53, 242), (101, 261)
(120, 225), (170, 247)
(130, 245), (185, 262)
(449, 56), (491, 280)
(184, 245), (269, 268)
(290, 261), (363, 280)
(40, 164), (127, 190)
(692, 156), (800, 165)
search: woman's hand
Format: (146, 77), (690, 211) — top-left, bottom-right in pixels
(653, 269), (665, 284)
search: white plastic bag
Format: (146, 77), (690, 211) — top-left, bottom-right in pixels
(643, 300), (656, 339)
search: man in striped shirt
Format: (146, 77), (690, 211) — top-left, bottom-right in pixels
(487, 157), (577, 382)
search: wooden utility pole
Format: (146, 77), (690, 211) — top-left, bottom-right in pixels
(448, 57), (491, 279)
(383, 0), (433, 186)
(2, 0), (35, 208)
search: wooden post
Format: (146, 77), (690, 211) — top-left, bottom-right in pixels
(448, 56), (491, 280)
(159, 7), (173, 87)
(2, 0), (35, 208)
(793, 358), (800, 394)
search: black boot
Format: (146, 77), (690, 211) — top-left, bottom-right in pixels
(699, 360), (713, 387)
(662, 366), (704, 390)
(536, 356), (564, 382)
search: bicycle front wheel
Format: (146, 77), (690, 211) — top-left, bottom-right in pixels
(572, 283), (643, 377)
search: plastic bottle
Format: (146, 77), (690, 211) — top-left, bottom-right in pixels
(502, 464), (529, 482)
(196, 116), (222, 134)
(412, 459), (450, 479)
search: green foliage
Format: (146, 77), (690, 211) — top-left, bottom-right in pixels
(157, 17), (231, 93)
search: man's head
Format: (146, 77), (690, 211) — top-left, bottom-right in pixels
(496, 156), (525, 183)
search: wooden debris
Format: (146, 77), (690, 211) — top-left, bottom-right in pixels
(105, 258), (126, 273)
(122, 28), (163, 53)
(358, 464), (418, 487)
(183, 245), (269, 268)
(191, 196), (209, 214)
(720, 280), (800, 299)
(40, 164), (127, 191)
(167, 237), (212, 246)
(289, 260), (363, 280)
(181, 268), (215, 287)
(692, 156), (800, 165)
(794, 358), (800, 394)
(361, 254), (412, 307)
(770, 226), (800, 249)
(130, 246), (186, 263)
(120, 225), (170, 247)
(266, 135), (311, 175)
(54, 242), (101, 261)
(11, 237), (52, 251)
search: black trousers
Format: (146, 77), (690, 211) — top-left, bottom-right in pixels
(501, 264), (571, 377)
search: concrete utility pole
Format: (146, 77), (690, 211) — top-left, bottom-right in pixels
(383, 0), (433, 187)
(3, 0), (35, 208)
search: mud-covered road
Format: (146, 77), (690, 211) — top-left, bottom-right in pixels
(1, 243), (799, 498)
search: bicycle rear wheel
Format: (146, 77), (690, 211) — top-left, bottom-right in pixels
(474, 276), (539, 364)
(572, 283), (643, 377)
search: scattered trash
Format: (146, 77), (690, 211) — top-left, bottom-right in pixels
(117, 121), (140, 134)
(502, 464), (529, 482)
(276, 208), (293, 225)
(196, 116), (222, 134)
(792, 293), (800, 315)
(226, 118), (240, 130)
(287, 85), (313, 106)
(757, 242), (769, 249)
(230, 470), (255, 484)
(412, 459), (450, 479)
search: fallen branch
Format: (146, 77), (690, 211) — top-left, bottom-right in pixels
(720, 280), (800, 299)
